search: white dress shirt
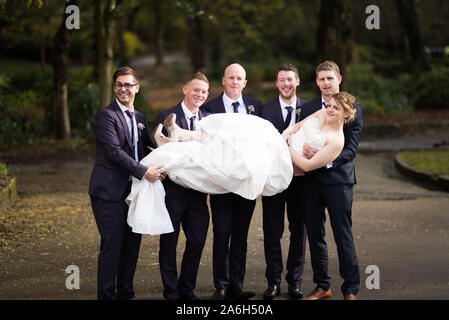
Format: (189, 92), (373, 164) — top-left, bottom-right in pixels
(181, 100), (199, 130)
(116, 99), (138, 161)
(279, 96), (296, 127)
(222, 92), (246, 114)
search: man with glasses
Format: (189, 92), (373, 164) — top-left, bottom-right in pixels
(89, 66), (164, 300)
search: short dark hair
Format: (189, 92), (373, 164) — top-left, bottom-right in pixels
(276, 63), (299, 79)
(113, 66), (138, 83)
(186, 72), (209, 85)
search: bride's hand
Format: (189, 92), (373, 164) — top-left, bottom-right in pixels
(281, 128), (292, 141)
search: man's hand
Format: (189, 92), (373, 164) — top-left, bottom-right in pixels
(303, 143), (318, 160)
(144, 165), (165, 182)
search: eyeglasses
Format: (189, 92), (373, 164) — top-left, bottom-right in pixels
(114, 82), (138, 90)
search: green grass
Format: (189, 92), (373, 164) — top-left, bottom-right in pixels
(401, 149), (449, 175)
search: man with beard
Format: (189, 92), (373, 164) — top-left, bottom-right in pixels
(260, 64), (308, 299)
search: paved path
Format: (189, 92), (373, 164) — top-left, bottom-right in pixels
(0, 133), (448, 300)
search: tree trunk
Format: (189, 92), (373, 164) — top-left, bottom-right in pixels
(187, 16), (205, 72)
(316, 0), (353, 89)
(40, 33), (46, 71)
(393, 0), (431, 72)
(52, 1), (76, 140)
(95, 0), (115, 110)
(153, 1), (165, 66)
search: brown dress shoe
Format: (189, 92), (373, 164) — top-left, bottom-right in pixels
(302, 288), (332, 300)
(344, 294), (357, 300)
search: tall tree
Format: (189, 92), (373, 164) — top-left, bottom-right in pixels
(52, 0), (77, 140)
(393, 0), (431, 72)
(316, 0), (353, 88)
(177, 0), (211, 72)
(95, 0), (116, 109)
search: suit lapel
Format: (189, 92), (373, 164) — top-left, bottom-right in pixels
(295, 96), (303, 123)
(113, 101), (134, 149)
(218, 93), (226, 113)
(175, 104), (189, 130)
(273, 99), (285, 132)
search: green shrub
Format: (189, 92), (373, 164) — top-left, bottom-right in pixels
(0, 162), (8, 176)
(346, 72), (412, 116)
(411, 69), (449, 109)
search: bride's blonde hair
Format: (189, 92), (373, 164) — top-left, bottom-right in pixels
(332, 92), (357, 123)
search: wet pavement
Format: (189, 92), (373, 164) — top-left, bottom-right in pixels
(0, 131), (448, 300)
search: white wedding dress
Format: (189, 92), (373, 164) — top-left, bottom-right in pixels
(126, 114), (325, 235)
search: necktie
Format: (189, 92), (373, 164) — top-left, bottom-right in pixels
(284, 106), (293, 130)
(125, 110), (137, 160)
(189, 115), (196, 131)
(232, 101), (240, 113)
(322, 101), (329, 109)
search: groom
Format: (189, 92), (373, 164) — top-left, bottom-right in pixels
(89, 67), (163, 300)
(300, 60), (362, 300)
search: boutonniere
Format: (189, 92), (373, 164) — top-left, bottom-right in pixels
(295, 107), (301, 122)
(137, 123), (145, 136)
(247, 105), (255, 115)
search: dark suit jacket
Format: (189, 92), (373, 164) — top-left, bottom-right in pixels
(153, 102), (209, 198)
(299, 97), (363, 185)
(260, 96), (307, 134)
(89, 100), (151, 202)
(201, 93), (262, 116)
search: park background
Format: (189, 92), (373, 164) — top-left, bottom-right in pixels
(0, 0), (448, 300)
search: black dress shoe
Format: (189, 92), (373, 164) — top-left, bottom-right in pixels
(263, 284), (280, 300)
(288, 283), (303, 299)
(211, 289), (226, 300)
(226, 285), (255, 300)
(181, 292), (200, 300)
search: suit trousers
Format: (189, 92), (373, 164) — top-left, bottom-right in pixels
(210, 193), (256, 290)
(262, 177), (307, 286)
(90, 191), (142, 300)
(159, 190), (209, 300)
(303, 178), (360, 295)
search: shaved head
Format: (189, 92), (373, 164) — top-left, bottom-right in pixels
(222, 63), (247, 100)
(224, 63), (246, 79)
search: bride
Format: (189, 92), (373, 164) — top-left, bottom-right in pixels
(126, 92), (356, 235)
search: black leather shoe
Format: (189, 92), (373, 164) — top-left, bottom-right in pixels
(181, 292), (200, 300)
(288, 283), (303, 299)
(211, 289), (226, 300)
(226, 285), (255, 300)
(263, 284), (280, 300)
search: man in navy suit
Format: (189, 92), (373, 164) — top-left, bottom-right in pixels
(300, 60), (362, 300)
(154, 72), (210, 300)
(260, 64), (308, 299)
(201, 63), (262, 300)
(89, 66), (164, 300)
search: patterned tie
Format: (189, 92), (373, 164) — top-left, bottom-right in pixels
(232, 101), (240, 113)
(189, 115), (196, 131)
(125, 110), (137, 160)
(284, 106), (293, 130)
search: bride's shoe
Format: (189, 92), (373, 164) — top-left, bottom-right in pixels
(163, 113), (192, 141)
(152, 123), (174, 147)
